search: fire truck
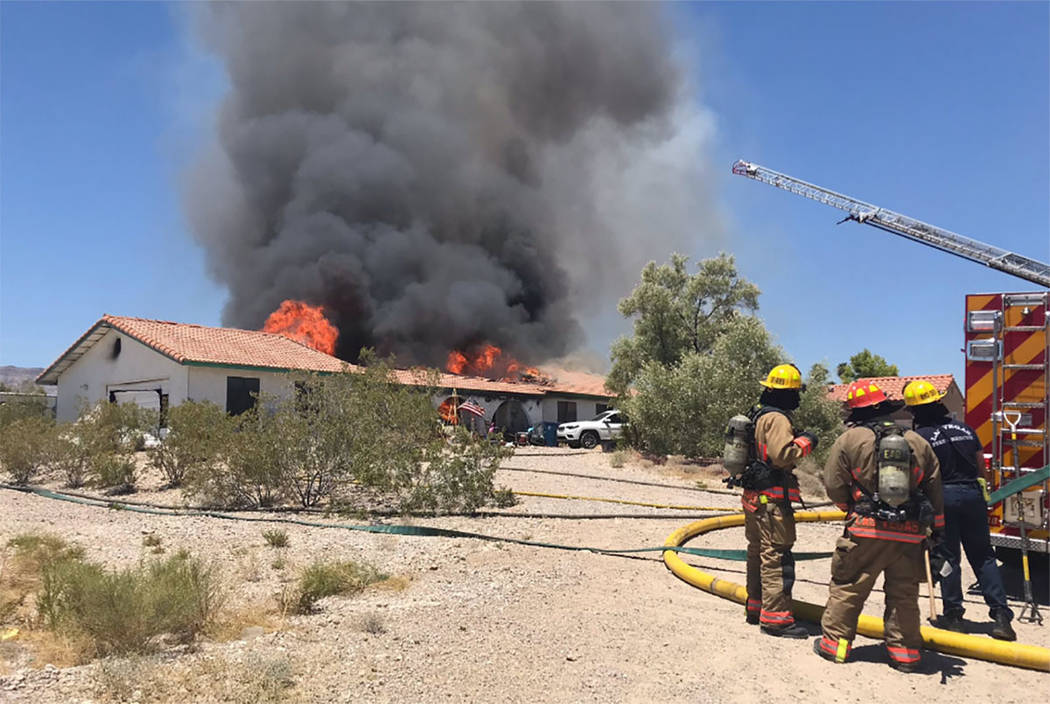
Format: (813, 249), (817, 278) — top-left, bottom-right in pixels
(965, 292), (1049, 557)
(731, 160), (1050, 570)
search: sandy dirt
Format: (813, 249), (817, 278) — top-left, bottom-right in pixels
(0, 447), (1046, 703)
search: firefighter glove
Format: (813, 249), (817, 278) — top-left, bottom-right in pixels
(928, 546), (952, 584)
(977, 477), (991, 504)
(793, 431), (819, 456)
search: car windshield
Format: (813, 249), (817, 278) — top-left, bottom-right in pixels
(590, 411), (616, 421)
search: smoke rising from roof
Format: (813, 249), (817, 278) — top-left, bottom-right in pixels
(185, 2), (719, 365)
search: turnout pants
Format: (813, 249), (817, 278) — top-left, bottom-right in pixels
(744, 499), (796, 626)
(818, 535), (924, 666)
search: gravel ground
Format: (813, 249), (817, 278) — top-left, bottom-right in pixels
(0, 447), (1046, 703)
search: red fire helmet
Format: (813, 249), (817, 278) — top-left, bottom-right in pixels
(845, 380), (888, 409)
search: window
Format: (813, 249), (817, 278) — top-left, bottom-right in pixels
(595, 403), (609, 415)
(557, 401), (577, 423)
(226, 376), (260, 416)
(607, 413), (622, 424)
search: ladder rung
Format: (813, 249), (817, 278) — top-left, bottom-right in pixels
(1004, 325), (1047, 332)
(1012, 429), (1046, 436)
(1003, 402), (1047, 408)
(1003, 363), (1045, 370)
(1003, 439), (1047, 448)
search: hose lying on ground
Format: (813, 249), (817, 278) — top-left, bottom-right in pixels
(662, 510), (1050, 672)
(0, 483), (833, 563)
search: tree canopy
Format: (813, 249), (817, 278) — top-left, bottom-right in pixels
(606, 253), (760, 395)
(836, 349), (899, 383)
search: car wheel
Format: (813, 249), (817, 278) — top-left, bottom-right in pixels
(580, 431), (599, 449)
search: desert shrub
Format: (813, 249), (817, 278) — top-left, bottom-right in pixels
(45, 431), (92, 488)
(67, 401), (155, 492)
(90, 454), (137, 493)
(148, 401), (232, 488)
(39, 551), (223, 656)
(182, 407), (286, 508)
(181, 356), (511, 512)
(286, 559), (386, 614)
(0, 414), (55, 484)
(609, 450), (627, 468)
(401, 425), (512, 513)
(262, 529), (288, 549)
(0, 395), (51, 428)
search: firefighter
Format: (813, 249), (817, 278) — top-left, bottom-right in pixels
(903, 379), (1016, 641)
(814, 380), (944, 672)
(743, 363), (820, 638)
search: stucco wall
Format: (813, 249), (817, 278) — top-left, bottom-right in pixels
(55, 329), (188, 422)
(186, 366), (296, 409)
(540, 396), (609, 423)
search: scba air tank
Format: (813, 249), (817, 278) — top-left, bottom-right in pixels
(723, 415), (752, 476)
(877, 433), (912, 508)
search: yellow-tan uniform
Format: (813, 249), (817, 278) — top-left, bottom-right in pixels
(744, 409), (811, 627)
(818, 425), (944, 666)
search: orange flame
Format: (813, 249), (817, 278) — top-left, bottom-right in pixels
(263, 300), (339, 355)
(445, 343), (546, 383)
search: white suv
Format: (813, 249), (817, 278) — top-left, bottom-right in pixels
(557, 410), (625, 449)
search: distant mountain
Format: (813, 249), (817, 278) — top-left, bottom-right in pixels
(0, 365), (52, 394)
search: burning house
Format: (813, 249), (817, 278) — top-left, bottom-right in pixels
(36, 314), (613, 433)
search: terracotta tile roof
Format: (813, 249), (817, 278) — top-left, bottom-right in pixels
(39, 316), (615, 400)
(826, 374), (957, 403)
(386, 368), (613, 398)
(38, 315), (353, 384)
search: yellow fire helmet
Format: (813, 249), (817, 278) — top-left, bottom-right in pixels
(903, 379), (945, 406)
(760, 364), (803, 390)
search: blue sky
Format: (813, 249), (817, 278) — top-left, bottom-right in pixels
(2, 2), (1047, 384)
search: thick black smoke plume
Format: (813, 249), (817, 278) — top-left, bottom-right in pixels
(186, 2), (711, 365)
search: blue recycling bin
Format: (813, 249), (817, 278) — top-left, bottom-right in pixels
(542, 422), (559, 446)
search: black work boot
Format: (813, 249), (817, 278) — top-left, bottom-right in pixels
(936, 611), (965, 633)
(991, 611), (1017, 641)
(761, 622), (808, 639)
(812, 637), (846, 664)
(888, 657), (922, 674)
(746, 609), (760, 625)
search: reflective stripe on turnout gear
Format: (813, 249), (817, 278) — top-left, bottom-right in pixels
(742, 486), (801, 512)
(760, 609), (794, 625)
(792, 435), (814, 456)
(847, 515), (925, 544)
(886, 644), (921, 663)
(746, 598), (761, 612)
(819, 635), (851, 663)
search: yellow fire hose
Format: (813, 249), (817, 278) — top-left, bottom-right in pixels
(663, 510), (1050, 672)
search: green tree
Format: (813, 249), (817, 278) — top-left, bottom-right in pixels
(621, 315), (783, 458)
(836, 349), (899, 383)
(607, 253), (760, 395)
(793, 363), (845, 466)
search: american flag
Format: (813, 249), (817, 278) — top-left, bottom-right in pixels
(458, 400), (486, 418)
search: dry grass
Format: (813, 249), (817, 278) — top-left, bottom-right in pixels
(15, 628), (93, 668)
(356, 612), (386, 635)
(207, 602), (282, 643)
(370, 574), (412, 593)
(93, 652), (297, 704)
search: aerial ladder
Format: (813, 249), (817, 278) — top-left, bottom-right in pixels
(731, 160), (1050, 288)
